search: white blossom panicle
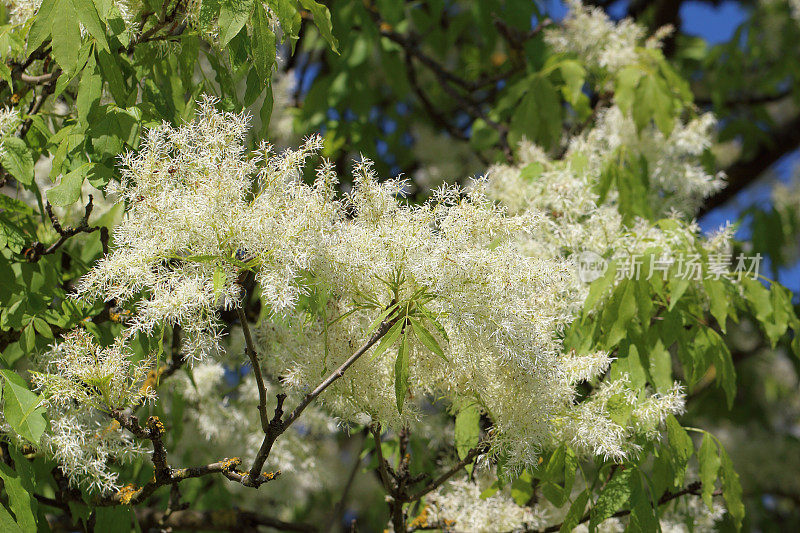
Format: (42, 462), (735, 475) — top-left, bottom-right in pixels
(422, 476), (548, 533)
(31, 330), (155, 411)
(0, 107), (19, 158)
(3, 0), (41, 25)
(28, 330), (154, 491)
(545, 0), (646, 73)
(40, 94), (691, 491)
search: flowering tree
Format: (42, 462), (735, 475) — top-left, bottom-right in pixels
(1, 0), (799, 531)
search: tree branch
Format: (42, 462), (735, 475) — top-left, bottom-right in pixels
(245, 314), (401, 486)
(24, 195), (109, 262)
(699, 111), (800, 217)
(237, 304), (270, 433)
(407, 445), (486, 502)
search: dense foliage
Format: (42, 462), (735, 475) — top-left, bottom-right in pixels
(1, 0), (799, 531)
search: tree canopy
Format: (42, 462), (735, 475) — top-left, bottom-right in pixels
(1, 0), (800, 531)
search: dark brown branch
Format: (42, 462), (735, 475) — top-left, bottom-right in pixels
(18, 71), (59, 84)
(96, 458), (251, 506)
(407, 445), (486, 502)
(327, 431), (366, 533)
(24, 196), (105, 262)
(699, 111), (800, 217)
(237, 305), (270, 433)
(102, 409), (279, 505)
(245, 315), (401, 486)
(370, 423), (395, 493)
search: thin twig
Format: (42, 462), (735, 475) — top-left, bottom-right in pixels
(246, 314), (401, 486)
(237, 305), (270, 432)
(327, 431), (366, 533)
(407, 445), (486, 502)
(370, 423), (395, 493)
(24, 196), (101, 262)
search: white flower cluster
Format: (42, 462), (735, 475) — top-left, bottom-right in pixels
(790, 0), (800, 22)
(27, 95), (686, 493)
(0, 107), (19, 158)
(486, 105), (726, 265)
(3, 0), (41, 25)
(545, 0), (648, 74)
(29, 330), (154, 491)
(423, 476), (548, 532)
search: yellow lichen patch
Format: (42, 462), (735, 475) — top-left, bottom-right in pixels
(221, 457), (242, 471)
(409, 506), (430, 529)
(116, 484), (139, 505)
(261, 470), (281, 481)
(109, 308), (132, 323)
(147, 416), (165, 435)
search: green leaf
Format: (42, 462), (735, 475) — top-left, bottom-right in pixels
(77, 55), (102, 124)
(0, 504), (22, 533)
(589, 467), (633, 530)
(704, 278), (729, 332)
(50, 0), (82, 72)
(72, 0), (110, 51)
(583, 259), (616, 311)
(0, 370), (47, 445)
(212, 266), (227, 300)
(742, 277), (771, 323)
(394, 331), (409, 414)
(1, 137), (35, 185)
(629, 473), (660, 532)
(698, 434), (721, 510)
(48, 164), (93, 206)
(560, 491), (589, 533)
(647, 338), (673, 393)
(218, 0), (256, 47)
(509, 75), (561, 150)
(410, 318), (447, 361)
(614, 66), (643, 115)
(251, 2), (277, 82)
(666, 415), (693, 486)
(369, 318), (403, 362)
(0, 63), (11, 85)
(0, 462), (37, 533)
(32, 317), (53, 339)
(94, 506), (132, 533)
(299, 0), (339, 53)
(454, 401), (481, 466)
(633, 75), (674, 135)
(27, 0), (58, 53)
(510, 471), (534, 506)
(668, 276), (689, 311)
(558, 60), (588, 115)
(719, 444), (744, 529)
(97, 50), (131, 106)
(706, 329), (737, 409)
(602, 280), (637, 348)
